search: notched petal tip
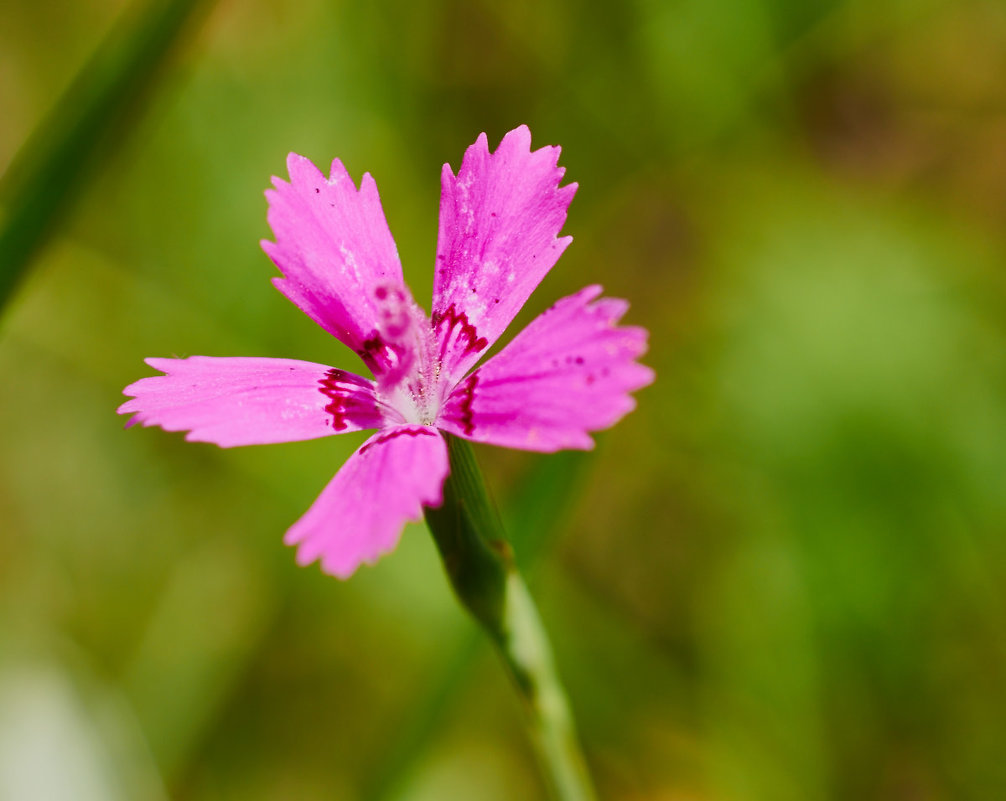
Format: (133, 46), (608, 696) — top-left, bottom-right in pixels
(286, 151), (314, 174)
(142, 356), (176, 372)
(558, 180), (579, 201)
(328, 156), (350, 178)
(634, 363), (657, 389)
(554, 234), (574, 255)
(359, 171), (377, 194)
(498, 124), (531, 152)
(260, 238), (281, 263)
(286, 153), (360, 194)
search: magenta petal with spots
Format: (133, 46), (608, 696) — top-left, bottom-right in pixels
(286, 426), (448, 578)
(432, 125), (578, 385)
(439, 286), (654, 452)
(119, 357), (385, 447)
(262, 154), (403, 373)
(121, 126), (652, 578)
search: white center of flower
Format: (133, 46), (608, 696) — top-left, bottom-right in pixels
(371, 282), (443, 426)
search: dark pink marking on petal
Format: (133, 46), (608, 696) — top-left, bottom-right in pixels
(455, 372), (479, 435)
(319, 368), (351, 430)
(358, 424), (437, 456)
(355, 333), (387, 375)
(431, 303), (489, 361)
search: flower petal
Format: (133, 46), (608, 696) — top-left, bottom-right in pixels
(285, 425), (448, 578)
(438, 286), (654, 452)
(432, 125), (578, 385)
(262, 154), (404, 375)
(118, 357), (389, 447)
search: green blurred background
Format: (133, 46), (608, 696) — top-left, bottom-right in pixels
(2, 0), (1006, 798)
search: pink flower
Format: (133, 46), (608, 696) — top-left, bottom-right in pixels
(119, 126), (654, 578)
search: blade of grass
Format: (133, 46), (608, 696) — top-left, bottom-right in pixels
(0, 0), (216, 320)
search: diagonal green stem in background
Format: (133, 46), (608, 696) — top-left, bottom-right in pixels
(0, 0), (215, 319)
(425, 436), (597, 801)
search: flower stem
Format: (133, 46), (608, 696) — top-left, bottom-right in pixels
(424, 435), (597, 801)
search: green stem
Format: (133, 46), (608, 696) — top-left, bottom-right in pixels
(424, 435), (597, 801)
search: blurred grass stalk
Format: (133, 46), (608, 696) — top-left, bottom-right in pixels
(425, 436), (597, 801)
(0, 0), (215, 319)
